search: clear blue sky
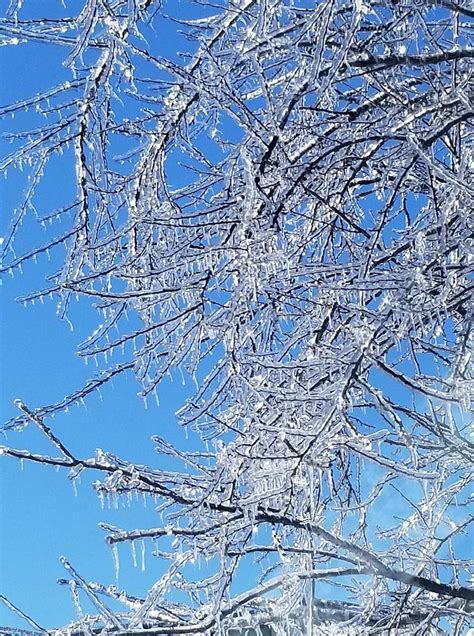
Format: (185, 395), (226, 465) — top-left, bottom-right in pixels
(0, 0), (205, 628)
(0, 270), (197, 628)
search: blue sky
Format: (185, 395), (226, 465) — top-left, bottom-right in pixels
(0, 1), (204, 627)
(0, 268), (196, 628)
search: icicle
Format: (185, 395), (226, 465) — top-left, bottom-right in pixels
(112, 544), (120, 582)
(141, 540), (146, 572)
(130, 541), (137, 567)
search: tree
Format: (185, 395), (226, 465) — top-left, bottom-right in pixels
(1, 0), (473, 633)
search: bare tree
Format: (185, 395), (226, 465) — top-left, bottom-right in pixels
(1, 0), (473, 633)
